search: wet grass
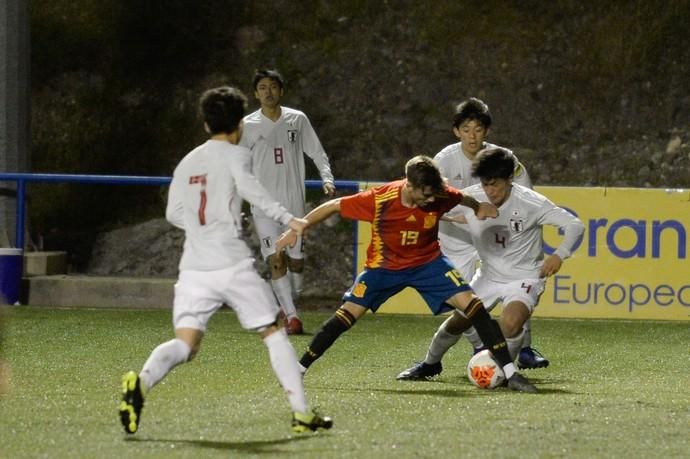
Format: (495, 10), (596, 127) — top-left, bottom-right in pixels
(1, 307), (688, 458)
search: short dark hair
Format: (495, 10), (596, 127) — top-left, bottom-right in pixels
(252, 69), (285, 90)
(199, 86), (248, 135)
(472, 147), (516, 181)
(452, 97), (492, 129)
(404, 155), (444, 193)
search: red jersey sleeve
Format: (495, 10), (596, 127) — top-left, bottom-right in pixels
(340, 188), (376, 222)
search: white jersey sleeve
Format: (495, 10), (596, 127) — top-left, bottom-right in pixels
(298, 112), (334, 185)
(462, 184), (583, 280)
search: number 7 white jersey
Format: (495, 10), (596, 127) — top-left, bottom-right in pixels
(459, 183), (584, 281)
(240, 106), (334, 218)
(166, 140), (294, 271)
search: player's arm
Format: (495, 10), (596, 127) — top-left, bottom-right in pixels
(165, 173), (185, 229)
(303, 198), (342, 228)
(540, 205), (585, 277)
(276, 198), (342, 249)
(459, 194), (498, 220)
(299, 115), (336, 197)
(441, 213), (468, 224)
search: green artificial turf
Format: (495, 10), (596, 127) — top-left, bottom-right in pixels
(0, 307), (688, 458)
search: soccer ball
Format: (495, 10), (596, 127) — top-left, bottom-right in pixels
(467, 349), (506, 389)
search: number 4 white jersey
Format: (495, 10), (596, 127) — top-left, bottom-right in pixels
(166, 140), (294, 271)
(240, 106), (334, 218)
(435, 142), (532, 265)
(459, 183), (584, 281)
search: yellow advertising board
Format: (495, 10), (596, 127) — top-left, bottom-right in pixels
(354, 184), (690, 321)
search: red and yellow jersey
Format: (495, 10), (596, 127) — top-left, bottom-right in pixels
(340, 179), (465, 270)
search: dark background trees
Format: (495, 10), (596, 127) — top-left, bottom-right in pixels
(28, 0), (690, 267)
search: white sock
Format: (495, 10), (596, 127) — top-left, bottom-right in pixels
(522, 319), (532, 348)
(289, 271), (304, 299)
(424, 318), (462, 364)
(506, 329), (526, 361)
(140, 338), (191, 392)
(264, 329), (308, 413)
(272, 275), (298, 319)
(503, 362), (516, 379)
(462, 327), (484, 351)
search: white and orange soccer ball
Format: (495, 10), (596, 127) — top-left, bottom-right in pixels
(467, 349), (506, 389)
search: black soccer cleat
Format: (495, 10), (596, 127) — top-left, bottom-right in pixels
(292, 410), (333, 433)
(396, 361), (443, 380)
(506, 372), (538, 393)
(517, 347), (550, 369)
(119, 371), (145, 434)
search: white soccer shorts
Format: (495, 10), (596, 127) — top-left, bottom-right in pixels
(173, 258), (280, 331)
(252, 213), (305, 260)
(470, 271), (545, 314)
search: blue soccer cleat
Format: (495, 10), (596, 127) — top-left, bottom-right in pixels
(517, 347), (550, 369)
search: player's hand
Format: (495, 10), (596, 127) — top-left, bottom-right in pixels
(540, 254), (563, 278)
(288, 217), (308, 235)
(276, 228), (299, 252)
(323, 182), (336, 198)
(475, 202), (499, 220)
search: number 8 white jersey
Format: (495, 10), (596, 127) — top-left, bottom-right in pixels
(240, 106), (334, 218)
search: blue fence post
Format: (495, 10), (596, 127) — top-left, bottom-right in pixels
(16, 178), (26, 249)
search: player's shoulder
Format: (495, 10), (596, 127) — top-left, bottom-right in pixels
(281, 106), (307, 119)
(462, 182), (484, 195)
(243, 108), (263, 123)
(434, 143), (461, 161)
(376, 179), (404, 193)
(366, 180), (403, 201)
(512, 184), (548, 207)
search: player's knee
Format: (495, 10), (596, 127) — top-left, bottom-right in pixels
(287, 257), (304, 272)
(269, 253), (288, 275)
(500, 317), (524, 338)
(188, 344), (200, 361)
(444, 311), (470, 335)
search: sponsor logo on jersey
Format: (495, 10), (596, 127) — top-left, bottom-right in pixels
(406, 215), (417, 222)
(262, 237), (272, 249)
(287, 130), (297, 143)
(424, 214), (437, 229)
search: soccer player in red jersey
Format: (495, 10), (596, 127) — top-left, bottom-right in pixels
(278, 155), (537, 392)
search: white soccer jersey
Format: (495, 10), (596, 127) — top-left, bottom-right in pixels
(434, 141), (531, 192)
(459, 183), (584, 281)
(435, 141), (532, 278)
(240, 106), (334, 218)
(166, 140), (294, 271)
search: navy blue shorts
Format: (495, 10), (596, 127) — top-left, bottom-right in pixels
(342, 255), (472, 314)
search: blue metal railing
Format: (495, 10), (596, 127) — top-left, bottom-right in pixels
(0, 172), (361, 249)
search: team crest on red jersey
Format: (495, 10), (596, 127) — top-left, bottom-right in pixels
(423, 214), (437, 229)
